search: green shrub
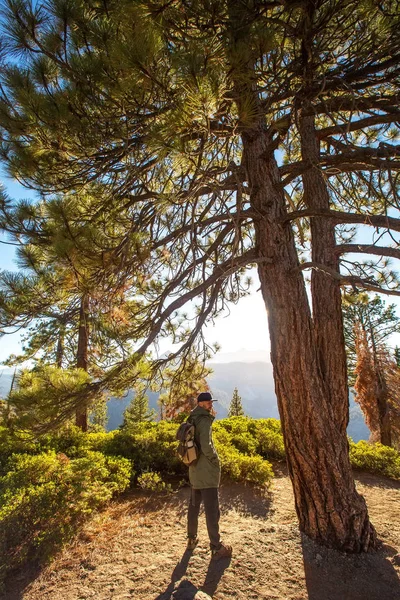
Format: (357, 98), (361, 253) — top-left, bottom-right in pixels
(86, 430), (117, 453)
(253, 426), (285, 460)
(237, 453), (274, 485)
(137, 471), (172, 493)
(253, 418), (283, 435)
(214, 417), (285, 461)
(349, 441), (400, 480)
(230, 432), (258, 455)
(39, 425), (93, 457)
(0, 450), (131, 583)
(0, 426), (39, 475)
(215, 416), (252, 435)
(216, 442), (273, 487)
(216, 443), (242, 481)
(102, 423), (185, 479)
(212, 426), (233, 448)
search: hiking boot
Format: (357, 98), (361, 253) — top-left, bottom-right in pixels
(187, 536), (199, 551)
(211, 543), (232, 560)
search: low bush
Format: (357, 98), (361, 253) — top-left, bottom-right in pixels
(0, 450), (131, 584)
(214, 417), (285, 460)
(251, 420), (286, 460)
(102, 422), (185, 479)
(216, 442), (274, 487)
(349, 440), (400, 480)
(237, 453), (274, 485)
(38, 426), (113, 457)
(229, 431), (258, 455)
(39, 425), (94, 457)
(137, 471), (173, 493)
(0, 426), (38, 475)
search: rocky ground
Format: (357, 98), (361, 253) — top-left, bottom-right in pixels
(3, 466), (400, 600)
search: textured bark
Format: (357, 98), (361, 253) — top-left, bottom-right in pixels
(227, 0), (376, 551)
(75, 295), (89, 431)
(56, 330), (64, 369)
(244, 130), (375, 551)
(299, 111), (349, 435)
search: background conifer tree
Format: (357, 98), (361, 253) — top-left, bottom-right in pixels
(0, 189), (149, 430)
(122, 393), (155, 427)
(343, 293), (400, 447)
(228, 387), (245, 417)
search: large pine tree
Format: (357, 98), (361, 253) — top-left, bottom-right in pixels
(1, 0), (400, 551)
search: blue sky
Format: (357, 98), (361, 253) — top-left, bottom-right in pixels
(0, 171), (37, 364)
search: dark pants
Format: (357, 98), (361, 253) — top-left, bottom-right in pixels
(187, 487), (221, 550)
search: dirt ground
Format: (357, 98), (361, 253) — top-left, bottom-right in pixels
(3, 467), (400, 600)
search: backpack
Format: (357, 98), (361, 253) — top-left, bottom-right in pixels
(176, 420), (199, 466)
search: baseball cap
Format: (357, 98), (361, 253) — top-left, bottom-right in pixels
(197, 392), (217, 403)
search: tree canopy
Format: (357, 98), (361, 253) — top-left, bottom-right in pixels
(0, 0), (399, 369)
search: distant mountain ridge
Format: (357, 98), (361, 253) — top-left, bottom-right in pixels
(0, 362), (370, 441)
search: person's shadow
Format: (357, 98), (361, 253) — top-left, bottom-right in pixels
(154, 548), (193, 600)
(154, 551), (231, 600)
(154, 548), (196, 600)
(200, 554), (232, 597)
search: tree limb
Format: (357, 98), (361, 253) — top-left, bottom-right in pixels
(335, 244), (400, 260)
(318, 113), (400, 139)
(311, 95), (400, 116)
(282, 209), (400, 232)
(299, 262), (400, 296)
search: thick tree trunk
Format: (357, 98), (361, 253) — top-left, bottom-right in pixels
(227, 0), (376, 551)
(299, 111), (349, 435)
(244, 130), (375, 551)
(76, 295), (89, 431)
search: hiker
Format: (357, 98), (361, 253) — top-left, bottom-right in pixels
(186, 391), (232, 560)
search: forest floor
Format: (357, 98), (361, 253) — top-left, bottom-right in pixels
(3, 464), (400, 600)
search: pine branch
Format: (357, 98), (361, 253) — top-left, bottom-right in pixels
(151, 209), (253, 251)
(308, 54), (400, 96)
(281, 144), (400, 184)
(318, 113), (400, 139)
(335, 245), (400, 261)
(300, 262), (400, 296)
(311, 95), (400, 116)
(282, 209), (400, 232)
(135, 249), (269, 356)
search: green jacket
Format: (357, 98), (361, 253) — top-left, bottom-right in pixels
(188, 405), (221, 489)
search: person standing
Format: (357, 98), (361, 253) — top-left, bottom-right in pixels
(186, 392), (232, 560)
